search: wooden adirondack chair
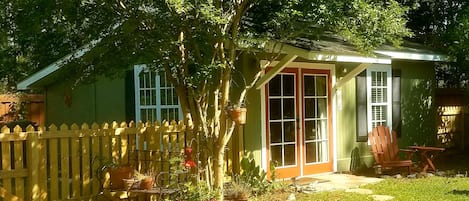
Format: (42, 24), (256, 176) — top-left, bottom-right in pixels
(368, 126), (415, 174)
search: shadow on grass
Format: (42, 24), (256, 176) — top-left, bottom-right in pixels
(450, 190), (469, 196)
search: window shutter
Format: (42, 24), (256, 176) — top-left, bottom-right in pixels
(356, 71), (368, 142)
(392, 70), (401, 137)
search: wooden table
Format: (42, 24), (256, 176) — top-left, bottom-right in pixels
(408, 146), (445, 172)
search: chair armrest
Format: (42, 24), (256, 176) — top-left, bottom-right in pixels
(399, 149), (416, 160)
(399, 149), (416, 153)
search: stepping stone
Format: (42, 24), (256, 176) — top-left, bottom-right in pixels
(371, 195), (394, 201)
(345, 188), (373, 195)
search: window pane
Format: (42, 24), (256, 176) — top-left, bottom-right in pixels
(283, 98), (295, 119)
(160, 89), (166, 105)
(316, 76), (327, 96)
(269, 99), (281, 120)
(270, 122), (282, 143)
(317, 98), (327, 118)
(304, 120), (316, 140)
(372, 105), (387, 121)
(145, 90), (151, 105)
(269, 76), (281, 96)
(318, 141), (328, 162)
(304, 98), (315, 118)
(150, 72), (156, 88)
(317, 120), (327, 140)
(174, 109), (179, 120)
(141, 109), (147, 122)
(140, 91), (145, 105)
(306, 142), (317, 163)
(284, 144), (296, 165)
(139, 74), (145, 88)
(151, 90), (156, 105)
(283, 75), (295, 96)
(161, 108), (168, 121)
(270, 145), (282, 166)
(172, 89), (179, 105)
(284, 121), (295, 142)
(304, 76), (315, 96)
(371, 88), (387, 103)
(160, 72), (167, 87)
(169, 108), (176, 120)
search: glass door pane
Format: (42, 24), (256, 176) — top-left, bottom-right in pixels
(268, 73), (297, 167)
(303, 74), (329, 164)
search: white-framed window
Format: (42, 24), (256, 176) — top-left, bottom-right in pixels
(134, 64), (182, 123)
(366, 66), (392, 132)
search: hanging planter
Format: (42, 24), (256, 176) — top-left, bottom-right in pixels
(229, 107), (247, 125)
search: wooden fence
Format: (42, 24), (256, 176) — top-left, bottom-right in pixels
(0, 94), (45, 127)
(436, 89), (467, 150)
(0, 120), (216, 201)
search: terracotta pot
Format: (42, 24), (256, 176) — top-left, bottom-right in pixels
(229, 107), (247, 125)
(109, 166), (133, 190)
(139, 176), (154, 190)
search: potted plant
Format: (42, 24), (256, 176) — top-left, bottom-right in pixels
(224, 180), (252, 201)
(94, 157), (133, 190)
(228, 105), (247, 125)
(108, 165), (133, 190)
(134, 171), (155, 190)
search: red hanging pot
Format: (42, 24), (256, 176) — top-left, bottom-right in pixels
(229, 107), (247, 125)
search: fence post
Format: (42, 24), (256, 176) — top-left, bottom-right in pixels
(27, 129), (40, 201)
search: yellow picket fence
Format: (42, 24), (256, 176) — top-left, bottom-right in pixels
(0, 120), (216, 201)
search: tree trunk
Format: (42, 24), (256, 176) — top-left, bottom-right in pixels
(214, 143), (225, 201)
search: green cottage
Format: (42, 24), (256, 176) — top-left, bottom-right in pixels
(18, 37), (448, 179)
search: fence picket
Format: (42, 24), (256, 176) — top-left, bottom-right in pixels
(13, 133), (25, 199)
(1, 129), (12, 197)
(90, 123), (100, 196)
(69, 124), (81, 198)
(60, 130), (70, 200)
(49, 128), (59, 201)
(81, 123), (91, 197)
(38, 131), (47, 200)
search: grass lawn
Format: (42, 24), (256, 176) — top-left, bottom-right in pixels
(297, 177), (469, 201)
(254, 176), (469, 201)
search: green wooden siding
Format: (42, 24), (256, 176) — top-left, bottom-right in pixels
(335, 61), (437, 172)
(396, 60), (437, 147)
(238, 55), (263, 166)
(45, 76), (127, 125)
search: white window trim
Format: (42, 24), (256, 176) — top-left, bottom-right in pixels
(134, 64), (183, 123)
(366, 65), (392, 132)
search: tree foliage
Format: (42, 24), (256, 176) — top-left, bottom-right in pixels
(399, 0), (469, 87)
(1, 0), (412, 199)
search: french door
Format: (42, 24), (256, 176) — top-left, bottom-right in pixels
(266, 68), (332, 178)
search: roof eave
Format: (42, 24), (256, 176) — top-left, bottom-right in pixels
(374, 50), (450, 62)
(17, 22), (122, 90)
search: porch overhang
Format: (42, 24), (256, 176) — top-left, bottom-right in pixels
(255, 54), (298, 89)
(256, 41), (450, 90)
(334, 63), (369, 90)
(255, 42), (391, 89)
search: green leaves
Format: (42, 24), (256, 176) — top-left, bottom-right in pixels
(338, 0), (412, 54)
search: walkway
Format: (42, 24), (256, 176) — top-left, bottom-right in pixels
(294, 173), (394, 201)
